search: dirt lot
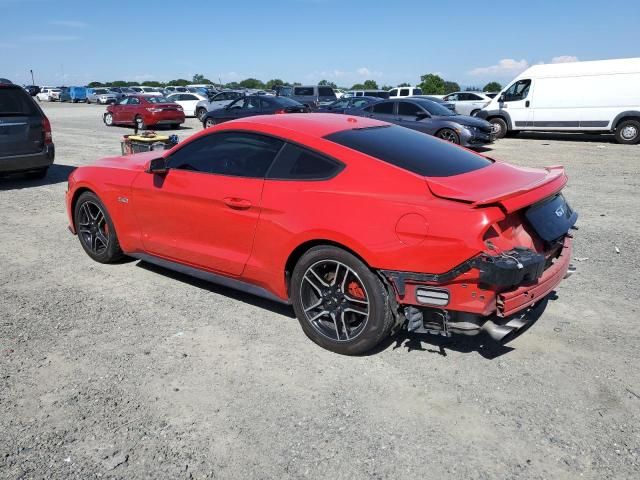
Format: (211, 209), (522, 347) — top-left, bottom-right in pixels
(1, 102), (639, 479)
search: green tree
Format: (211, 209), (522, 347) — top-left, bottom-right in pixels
(418, 74), (446, 94)
(265, 78), (285, 89)
(464, 85), (482, 91)
(397, 82), (411, 87)
(192, 73), (212, 84)
(110, 80), (129, 87)
(239, 78), (265, 89)
(87, 81), (104, 87)
(380, 84), (393, 91)
(318, 79), (338, 88)
(167, 78), (190, 86)
(362, 79), (378, 89)
(141, 81), (163, 87)
(483, 81), (502, 92)
(443, 81), (460, 94)
(350, 83), (364, 90)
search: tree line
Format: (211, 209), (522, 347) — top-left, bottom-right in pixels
(87, 73), (502, 93)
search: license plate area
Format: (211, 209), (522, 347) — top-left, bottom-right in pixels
(525, 194), (577, 242)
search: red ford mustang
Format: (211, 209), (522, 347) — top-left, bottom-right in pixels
(66, 114), (577, 354)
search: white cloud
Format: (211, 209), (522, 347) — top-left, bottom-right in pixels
(468, 58), (530, 77)
(356, 67), (370, 76)
(551, 55), (579, 63)
(22, 35), (80, 42)
(49, 20), (87, 28)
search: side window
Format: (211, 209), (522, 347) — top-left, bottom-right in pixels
(228, 98), (244, 109)
(294, 87), (314, 96)
(184, 94), (197, 100)
(503, 80), (531, 102)
(129, 97), (140, 105)
(245, 97), (261, 109)
(397, 101), (422, 116)
(318, 87), (334, 97)
(389, 89), (398, 97)
(444, 93), (458, 101)
(259, 98), (272, 109)
(399, 88), (410, 97)
(372, 101), (394, 114)
(351, 98), (370, 108)
(267, 143), (343, 180)
(467, 93), (483, 100)
(167, 132), (284, 178)
(332, 99), (349, 108)
(117, 97), (129, 105)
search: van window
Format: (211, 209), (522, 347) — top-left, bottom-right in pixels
(389, 89), (398, 97)
(399, 89), (410, 97)
(503, 80), (531, 102)
(413, 88), (423, 95)
(318, 87), (334, 97)
(294, 87), (314, 96)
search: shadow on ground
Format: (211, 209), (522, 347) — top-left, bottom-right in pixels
(0, 164), (76, 191)
(516, 132), (619, 143)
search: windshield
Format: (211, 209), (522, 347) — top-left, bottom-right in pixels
(414, 99), (456, 116)
(146, 96), (172, 104)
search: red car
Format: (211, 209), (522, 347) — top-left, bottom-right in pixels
(66, 114), (577, 355)
(103, 95), (185, 130)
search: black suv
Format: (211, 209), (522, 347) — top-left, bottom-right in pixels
(0, 80), (54, 178)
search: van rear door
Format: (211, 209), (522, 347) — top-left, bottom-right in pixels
(0, 86), (44, 157)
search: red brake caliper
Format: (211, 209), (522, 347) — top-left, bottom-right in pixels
(347, 281), (365, 299)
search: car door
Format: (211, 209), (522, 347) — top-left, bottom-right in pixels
(498, 79), (533, 128)
(124, 97), (141, 123)
(395, 101), (438, 135)
(364, 100), (396, 122)
(181, 93), (199, 116)
(112, 97), (128, 122)
(131, 132), (284, 276)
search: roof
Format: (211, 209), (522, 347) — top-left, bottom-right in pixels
(521, 57), (640, 78)
(229, 113), (386, 138)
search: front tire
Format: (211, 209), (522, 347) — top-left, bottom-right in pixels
(74, 192), (123, 264)
(436, 128), (460, 144)
(470, 109), (480, 117)
(104, 112), (114, 126)
(615, 119), (640, 144)
(290, 246), (394, 355)
(489, 117), (508, 139)
(135, 115), (145, 130)
(196, 107), (207, 121)
(203, 117), (216, 129)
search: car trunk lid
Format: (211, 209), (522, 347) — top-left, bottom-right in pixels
(0, 87), (44, 156)
(425, 161), (567, 213)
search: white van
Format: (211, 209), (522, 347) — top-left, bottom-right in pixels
(388, 86), (423, 98)
(478, 57), (640, 144)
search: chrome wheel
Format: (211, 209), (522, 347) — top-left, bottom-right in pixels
(204, 118), (216, 128)
(104, 113), (113, 126)
(77, 201), (110, 255)
(300, 260), (369, 342)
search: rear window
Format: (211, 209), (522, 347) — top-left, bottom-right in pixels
(325, 125), (491, 177)
(272, 97), (304, 107)
(0, 87), (40, 116)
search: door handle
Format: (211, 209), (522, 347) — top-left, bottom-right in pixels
(223, 197), (252, 210)
(525, 100), (530, 107)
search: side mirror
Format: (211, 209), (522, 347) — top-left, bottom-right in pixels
(498, 94), (506, 103)
(416, 112), (430, 120)
(146, 157), (168, 175)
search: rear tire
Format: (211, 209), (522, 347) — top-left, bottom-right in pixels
(615, 119), (640, 144)
(436, 128), (460, 144)
(74, 191), (124, 264)
(290, 246), (394, 355)
(489, 117), (508, 139)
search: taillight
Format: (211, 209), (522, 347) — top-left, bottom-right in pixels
(274, 109), (286, 114)
(146, 107), (162, 113)
(42, 116), (53, 144)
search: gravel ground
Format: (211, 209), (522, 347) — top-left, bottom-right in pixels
(1, 102), (639, 479)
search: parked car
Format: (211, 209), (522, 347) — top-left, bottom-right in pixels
(164, 86), (188, 94)
(65, 113), (577, 354)
(478, 57), (640, 144)
(194, 90), (245, 121)
(103, 95), (185, 130)
(68, 86), (87, 103)
(277, 85), (336, 108)
(166, 92), (208, 117)
(36, 88), (62, 102)
(86, 88), (118, 104)
(351, 98), (493, 147)
(388, 86), (423, 98)
(130, 86), (164, 96)
(0, 80), (54, 178)
(317, 96), (381, 114)
(442, 91), (492, 116)
(58, 87), (71, 102)
(334, 88), (346, 98)
(412, 95), (456, 111)
(108, 87), (136, 96)
(344, 89), (390, 99)
(201, 96), (309, 128)
(24, 85), (40, 96)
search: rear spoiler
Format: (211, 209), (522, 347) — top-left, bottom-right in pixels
(471, 166), (567, 212)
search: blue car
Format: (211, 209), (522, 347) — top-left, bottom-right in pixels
(317, 95), (380, 114)
(68, 86), (87, 103)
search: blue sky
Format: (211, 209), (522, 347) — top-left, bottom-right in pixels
(1, 0), (638, 87)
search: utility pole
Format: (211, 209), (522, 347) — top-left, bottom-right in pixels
(30, 69), (34, 85)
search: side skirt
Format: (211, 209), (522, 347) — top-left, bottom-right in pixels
(130, 253), (290, 305)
